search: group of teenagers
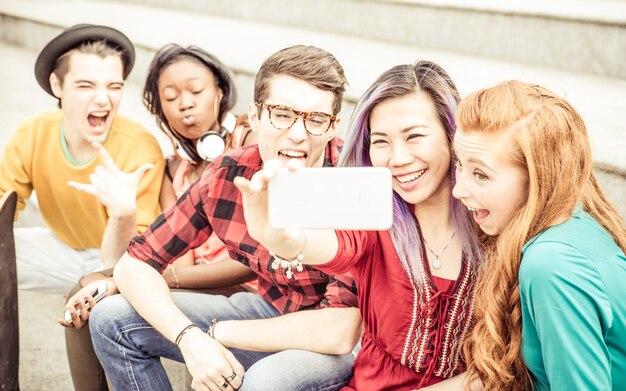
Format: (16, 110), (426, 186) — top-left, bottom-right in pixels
(1, 22), (625, 391)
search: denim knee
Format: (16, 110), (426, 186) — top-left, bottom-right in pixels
(241, 350), (353, 391)
(90, 294), (137, 339)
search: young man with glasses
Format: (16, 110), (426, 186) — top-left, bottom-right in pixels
(89, 45), (360, 391)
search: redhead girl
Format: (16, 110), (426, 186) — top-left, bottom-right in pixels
(453, 81), (626, 390)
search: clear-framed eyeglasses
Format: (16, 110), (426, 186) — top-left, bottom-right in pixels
(255, 102), (336, 136)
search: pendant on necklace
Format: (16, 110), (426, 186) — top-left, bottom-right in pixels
(432, 258), (442, 270)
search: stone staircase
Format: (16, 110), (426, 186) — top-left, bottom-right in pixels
(1, 1), (625, 389)
(1, 0), (625, 210)
(110, 0), (626, 78)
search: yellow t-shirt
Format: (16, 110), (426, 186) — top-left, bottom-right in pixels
(0, 109), (165, 250)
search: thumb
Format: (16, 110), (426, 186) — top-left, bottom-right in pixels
(131, 163), (154, 180)
(57, 318), (74, 328)
(233, 176), (252, 196)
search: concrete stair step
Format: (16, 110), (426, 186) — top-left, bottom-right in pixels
(111, 0), (626, 79)
(17, 289), (192, 390)
(1, 0), (624, 220)
(1, 0), (625, 170)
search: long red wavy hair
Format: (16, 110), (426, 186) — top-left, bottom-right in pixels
(457, 81), (626, 390)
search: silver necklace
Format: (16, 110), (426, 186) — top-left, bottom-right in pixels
(423, 232), (456, 270)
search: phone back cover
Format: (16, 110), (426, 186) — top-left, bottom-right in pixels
(268, 167), (393, 230)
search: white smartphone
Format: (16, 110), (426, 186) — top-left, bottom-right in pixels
(64, 280), (108, 324)
(268, 167), (393, 230)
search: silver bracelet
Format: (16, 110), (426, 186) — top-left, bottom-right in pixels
(269, 234), (307, 279)
(207, 318), (219, 339)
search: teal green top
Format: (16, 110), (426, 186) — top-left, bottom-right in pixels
(520, 206), (626, 390)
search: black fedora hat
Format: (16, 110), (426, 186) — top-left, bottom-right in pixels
(34, 24), (135, 96)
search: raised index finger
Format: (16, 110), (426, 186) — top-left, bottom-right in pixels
(92, 142), (119, 172)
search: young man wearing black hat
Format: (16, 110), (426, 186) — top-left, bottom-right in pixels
(0, 24), (164, 293)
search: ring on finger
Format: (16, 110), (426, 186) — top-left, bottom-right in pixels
(225, 373), (236, 383)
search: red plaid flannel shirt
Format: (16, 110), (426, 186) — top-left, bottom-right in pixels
(128, 140), (358, 314)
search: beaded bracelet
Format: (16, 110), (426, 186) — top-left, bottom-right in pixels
(174, 323), (198, 346)
(269, 234), (307, 279)
(207, 318), (219, 339)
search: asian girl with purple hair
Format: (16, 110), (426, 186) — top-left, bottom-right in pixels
(236, 61), (482, 390)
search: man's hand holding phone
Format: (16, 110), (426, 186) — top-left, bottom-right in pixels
(58, 280), (110, 329)
(234, 159), (304, 255)
(234, 159), (393, 256)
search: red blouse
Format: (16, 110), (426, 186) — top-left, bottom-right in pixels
(316, 229), (477, 391)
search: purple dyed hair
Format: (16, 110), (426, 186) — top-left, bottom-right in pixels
(339, 61), (481, 282)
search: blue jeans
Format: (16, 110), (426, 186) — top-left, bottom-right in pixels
(90, 292), (354, 391)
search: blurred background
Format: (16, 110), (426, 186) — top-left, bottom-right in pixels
(1, 0), (625, 389)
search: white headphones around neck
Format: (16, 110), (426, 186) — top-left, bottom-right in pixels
(175, 111), (237, 162)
